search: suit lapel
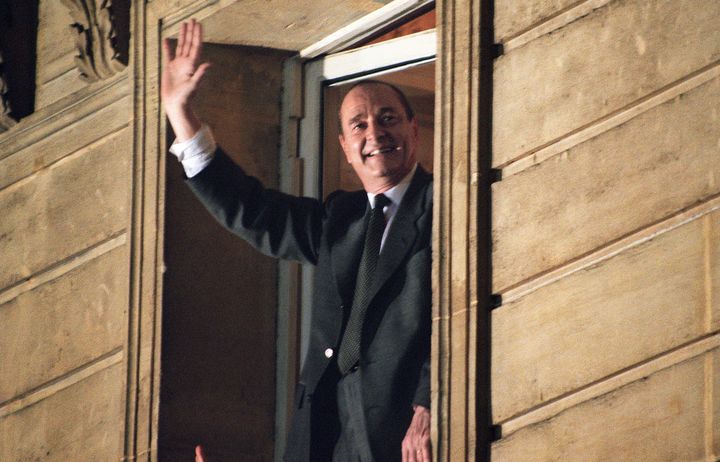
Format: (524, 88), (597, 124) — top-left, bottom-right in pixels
(368, 167), (431, 302)
(330, 194), (368, 306)
(331, 167), (431, 309)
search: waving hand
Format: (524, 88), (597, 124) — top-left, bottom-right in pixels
(161, 19), (210, 141)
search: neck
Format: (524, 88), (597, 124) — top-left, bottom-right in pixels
(363, 165), (417, 194)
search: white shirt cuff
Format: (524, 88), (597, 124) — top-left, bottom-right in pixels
(169, 124), (217, 178)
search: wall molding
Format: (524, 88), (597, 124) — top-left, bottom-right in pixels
(433, 0), (493, 459)
(498, 333), (720, 437)
(501, 0), (613, 51)
(0, 73), (127, 161)
(0, 348), (124, 419)
(0, 233), (127, 307)
(499, 61), (720, 176)
(501, 193), (720, 304)
(61, 0), (129, 82)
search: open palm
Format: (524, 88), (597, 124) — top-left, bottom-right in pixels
(161, 19), (210, 110)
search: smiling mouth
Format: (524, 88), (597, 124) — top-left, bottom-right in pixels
(364, 146), (402, 157)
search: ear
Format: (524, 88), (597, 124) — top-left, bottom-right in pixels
(339, 133), (352, 164)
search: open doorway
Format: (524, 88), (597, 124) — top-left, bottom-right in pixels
(274, 23), (437, 458)
(159, 43), (290, 461)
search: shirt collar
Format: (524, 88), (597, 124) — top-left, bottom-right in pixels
(366, 163), (418, 208)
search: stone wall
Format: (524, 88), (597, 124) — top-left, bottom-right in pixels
(0, 60), (131, 462)
(490, 0), (720, 459)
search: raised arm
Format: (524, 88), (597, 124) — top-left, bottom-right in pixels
(161, 19), (211, 141)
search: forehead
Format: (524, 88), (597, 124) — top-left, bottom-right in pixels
(339, 84), (404, 121)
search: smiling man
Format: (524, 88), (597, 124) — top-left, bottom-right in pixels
(163, 20), (432, 462)
(339, 82), (419, 193)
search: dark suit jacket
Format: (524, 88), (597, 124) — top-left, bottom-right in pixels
(187, 149), (433, 462)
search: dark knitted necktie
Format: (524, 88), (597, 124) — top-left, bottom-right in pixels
(337, 194), (391, 375)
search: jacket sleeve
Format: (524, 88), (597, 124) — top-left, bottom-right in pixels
(412, 354), (431, 409)
(186, 147), (325, 265)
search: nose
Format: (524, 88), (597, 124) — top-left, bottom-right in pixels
(366, 118), (387, 142)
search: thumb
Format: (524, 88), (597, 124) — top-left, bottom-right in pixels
(191, 62), (212, 84)
(195, 445), (206, 462)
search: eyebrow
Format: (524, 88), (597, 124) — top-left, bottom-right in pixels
(346, 107), (400, 125)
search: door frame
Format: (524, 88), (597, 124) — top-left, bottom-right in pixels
(276, 23), (436, 462)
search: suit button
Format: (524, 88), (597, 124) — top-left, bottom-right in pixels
(324, 348), (334, 358)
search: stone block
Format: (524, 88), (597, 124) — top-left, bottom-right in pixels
(0, 92), (131, 189)
(493, 214), (708, 422)
(36, 0), (77, 109)
(0, 363), (123, 462)
(0, 246), (127, 401)
(492, 77), (720, 290)
(0, 128), (131, 291)
(492, 355), (707, 461)
(36, 68), (87, 110)
(495, 0), (578, 42)
(493, 0), (720, 167)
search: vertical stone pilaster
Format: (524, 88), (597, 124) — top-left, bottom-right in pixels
(432, 0), (493, 460)
(124, 0), (159, 459)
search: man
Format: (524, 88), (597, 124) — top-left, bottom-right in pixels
(162, 19), (432, 462)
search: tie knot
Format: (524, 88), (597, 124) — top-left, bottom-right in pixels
(374, 194), (390, 210)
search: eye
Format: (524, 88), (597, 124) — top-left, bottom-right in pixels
(381, 113), (398, 125)
(351, 121), (367, 132)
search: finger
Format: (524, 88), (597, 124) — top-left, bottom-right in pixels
(402, 441), (410, 462)
(410, 448), (418, 462)
(182, 19), (195, 57)
(189, 19), (203, 62)
(195, 445), (205, 462)
(405, 441), (417, 462)
(191, 62), (211, 84)
(177, 22), (187, 57)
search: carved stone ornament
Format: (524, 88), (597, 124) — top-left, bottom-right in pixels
(0, 52), (17, 132)
(61, 0), (128, 82)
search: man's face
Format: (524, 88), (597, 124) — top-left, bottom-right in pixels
(338, 83), (418, 193)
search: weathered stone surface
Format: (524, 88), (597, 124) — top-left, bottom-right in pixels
(493, 214), (709, 422)
(715, 349), (720, 457)
(495, 0), (578, 42)
(36, 0), (75, 83)
(36, 0), (79, 108)
(0, 92), (131, 189)
(200, 0), (385, 50)
(492, 355), (707, 461)
(492, 77), (720, 291)
(36, 68), (87, 110)
(0, 246), (127, 401)
(713, 212), (720, 333)
(493, 0), (720, 167)
(0, 363), (123, 462)
(0, 127), (131, 291)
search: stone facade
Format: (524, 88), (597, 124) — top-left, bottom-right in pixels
(0, 0), (717, 460)
(489, 0), (720, 460)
